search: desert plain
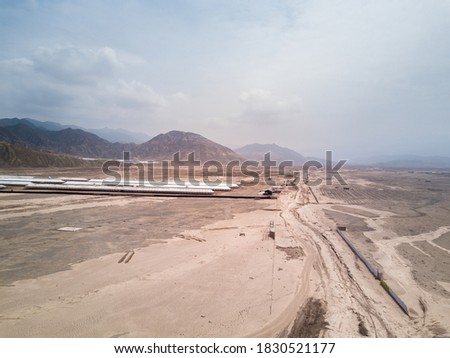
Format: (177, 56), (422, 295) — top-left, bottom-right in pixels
(0, 167), (449, 337)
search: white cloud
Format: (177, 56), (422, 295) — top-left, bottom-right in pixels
(0, 57), (34, 74)
(104, 80), (168, 109)
(238, 88), (302, 124)
(240, 89), (272, 102)
(0, 45), (185, 129)
(31, 45), (121, 84)
(171, 92), (189, 102)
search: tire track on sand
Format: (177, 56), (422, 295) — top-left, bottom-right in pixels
(250, 190), (323, 337)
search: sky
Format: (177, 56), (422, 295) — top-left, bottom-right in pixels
(1, 0), (449, 159)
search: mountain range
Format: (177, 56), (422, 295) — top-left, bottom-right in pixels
(0, 122), (133, 159)
(0, 118), (242, 163)
(0, 118), (151, 144)
(0, 141), (102, 167)
(1, 117), (450, 169)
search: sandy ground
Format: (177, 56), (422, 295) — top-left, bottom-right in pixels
(0, 168), (449, 337)
(312, 169), (450, 337)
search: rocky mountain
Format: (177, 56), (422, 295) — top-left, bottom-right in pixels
(135, 130), (243, 163)
(0, 123), (134, 159)
(235, 143), (306, 165)
(0, 118), (151, 144)
(0, 141), (102, 167)
(0, 121), (243, 163)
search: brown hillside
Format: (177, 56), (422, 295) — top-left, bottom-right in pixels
(0, 141), (102, 167)
(134, 130), (244, 163)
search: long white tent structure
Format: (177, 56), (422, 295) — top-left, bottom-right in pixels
(0, 177), (65, 185)
(0, 175), (239, 195)
(63, 180), (233, 191)
(26, 183), (214, 195)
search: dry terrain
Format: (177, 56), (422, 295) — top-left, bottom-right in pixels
(0, 167), (449, 337)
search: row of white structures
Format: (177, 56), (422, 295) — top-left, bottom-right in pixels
(0, 176), (238, 195)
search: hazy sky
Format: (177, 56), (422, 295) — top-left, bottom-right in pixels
(1, 0), (449, 159)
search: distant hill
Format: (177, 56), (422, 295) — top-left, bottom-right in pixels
(135, 130), (243, 163)
(0, 118), (40, 128)
(352, 155), (450, 169)
(0, 118), (151, 144)
(235, 143), (306, 165)
(88, 127), (152, 144)
(25, 118), (84, 131)
(0, 123), (134, 159)
(0, 141), (101, 167)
